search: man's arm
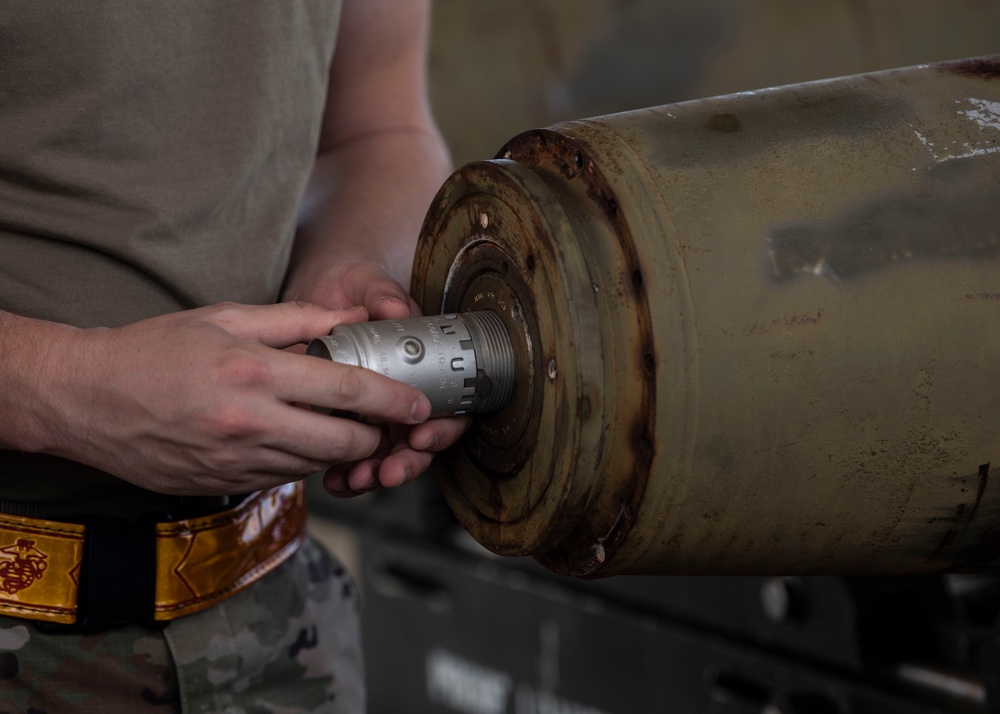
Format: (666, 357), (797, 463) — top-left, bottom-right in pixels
(282, 0), (451, 304)
(0, 304), (434, 495)
(282, 0), (468, 497)
(0, 1), (457, 499)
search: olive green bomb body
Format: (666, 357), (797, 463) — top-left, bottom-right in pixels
(411, 57), (1000, 577)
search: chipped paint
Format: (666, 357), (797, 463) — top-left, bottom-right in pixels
(912, 97), (1000, 162)
(962, 97), (1000, 130)
(912, 127), (1000, 161)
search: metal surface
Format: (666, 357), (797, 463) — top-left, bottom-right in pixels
(307, 312), (514, 418)
(412, 56), (1000, 576)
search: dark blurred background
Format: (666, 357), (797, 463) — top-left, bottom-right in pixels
(426, 0), (1000, 166)
(309, 2), (1000, 712)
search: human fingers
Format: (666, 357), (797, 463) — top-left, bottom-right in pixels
(333, 417), (471, 493)
(270, 351), (432, 425)
(350, 422), (440, 491)
(355, 269), (418, 320)
(204, 302), (369, 349)
(322, 437), (440, 497)
(374, 447), (434, 489)
(135, 392), (389, 494)
(245, 402), (390, 466)
(323, 424), (401, 497)
(323, 466), (351, 496)
(324, 460), (380, 498)
(302, 260), (414, 320)
(407, 414), (472, 453)
(324, 453), (422, 497)
(187, 447), (331, 494)
(362, 417), (473, 491)
(365, 289), (421, 321)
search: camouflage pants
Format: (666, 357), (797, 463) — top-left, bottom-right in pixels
(0, 535), (364, 714)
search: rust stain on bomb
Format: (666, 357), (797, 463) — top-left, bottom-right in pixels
(743, 309), (825, 337)
(970, 462), (991, 523)
(947, 57), (1000, 79)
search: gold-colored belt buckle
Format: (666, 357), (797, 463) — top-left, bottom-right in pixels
(0, 482), (306, 631)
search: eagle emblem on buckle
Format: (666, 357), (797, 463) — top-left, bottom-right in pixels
(0, 539), (49, 595)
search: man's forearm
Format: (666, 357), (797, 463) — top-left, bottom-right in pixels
(0, 310), (80, 453)
(284, 125), (451, 298)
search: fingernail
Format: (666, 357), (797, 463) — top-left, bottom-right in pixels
(411, 396), (431, 422)
(402, 466), (414, 484)
(422, 434), (439, 451)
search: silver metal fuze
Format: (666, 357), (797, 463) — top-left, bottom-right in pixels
(307, 312), (515, 418)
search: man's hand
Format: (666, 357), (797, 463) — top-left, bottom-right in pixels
(285, 261), (470, 498)
(7, 302), (439, 496)
(284, 259), (420, 321)
(279, 0), (463, 497)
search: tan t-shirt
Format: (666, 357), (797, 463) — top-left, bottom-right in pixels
(0, 0), (342, 503)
